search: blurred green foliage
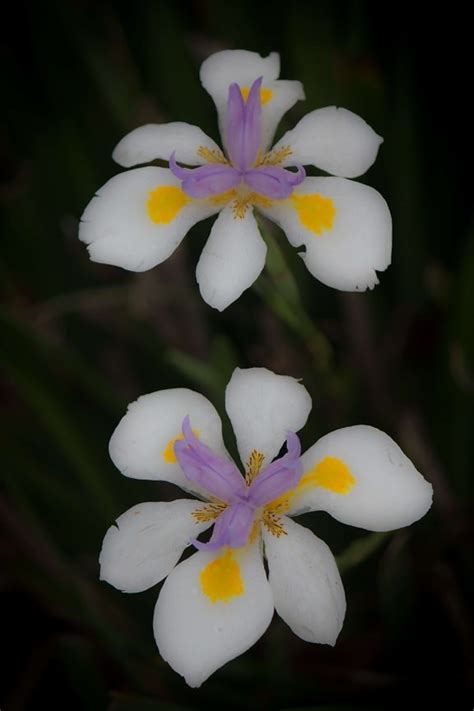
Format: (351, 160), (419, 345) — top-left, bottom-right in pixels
(1, 1), (473, 709)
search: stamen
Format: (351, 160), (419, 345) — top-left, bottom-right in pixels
(262, 509), (287, 538)
(256, 145), (293, 167)
(196, 145), (228, 164)
(230, 192), (273, 219)
(192, 502), (227, 523)
(245, 450), (265, 485)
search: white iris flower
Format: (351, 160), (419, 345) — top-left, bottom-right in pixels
(100, 367), (432, 687)
(80, 50), (392, 311)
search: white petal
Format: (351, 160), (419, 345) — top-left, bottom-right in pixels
(263, 177), (392, 291)
(154, 543), (274, 687)
(225, 367), (312, 467)
(79, 167), (219, 272)
(109, 388), (227, 493)
(273, 106), (383, 178)
(112, 122), (223, 168)
(258, 80), (305, 151)
(263, 517), (345, 645)
(200, 49), (280, 101)
(289, 426), (433, 531)
(99, 500), (210, 593)
(196, 205), (267, 311)
(200, 49), (303, 150)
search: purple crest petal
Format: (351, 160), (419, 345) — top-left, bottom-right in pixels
(192, 502), (255, 551)
(174, 416), (246, 502)
(169, 153), (240, 199)
(226, 83), (246, 169)
(247, 432), (303, 507)
(226, 77), (263, 172)
(244, 165), (306, 200)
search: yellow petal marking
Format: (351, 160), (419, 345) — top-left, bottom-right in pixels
(265, 456), (356, 516)
(162, 429), (200, 464)
(291, 193), (336, 236)
(147, 185), (189, 224)
(298, 456), (356, 495)
(200, 548), (244, 603)
(240, 86), (273, 105)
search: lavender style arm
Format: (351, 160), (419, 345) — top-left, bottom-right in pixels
(174, 416), (246, 502)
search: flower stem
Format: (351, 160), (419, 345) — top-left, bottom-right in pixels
(254, 221), (333, 375)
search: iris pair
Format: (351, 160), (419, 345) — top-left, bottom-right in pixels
(80, 50), (432, 687)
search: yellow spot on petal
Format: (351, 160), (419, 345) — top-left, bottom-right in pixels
(147, 185), (189, 225)
(200, 548), (244, 603)
(299, 456), (356, 495)
(240, 86), (273, 105)
(291, 193), (336, 236)
(265, 456), (356, 515)
(162, 429), (200, 464)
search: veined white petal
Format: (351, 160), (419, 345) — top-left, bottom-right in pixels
(109, 388), (227, 494)
(196, 204), (267, 311)
(79, 167), (219, 272)
(99, 500), (210, 593)
(154, 542), (274, 687)
(289, 426), (433, 531)
(112, 122), (223, 168)
(225, 367), (312, 468)
(200, 49), (303, 151)
(273, 106), (383, 178)
(262, 177), (392, 291)
(263, 517), (345, 645)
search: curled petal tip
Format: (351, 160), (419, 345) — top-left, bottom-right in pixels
(181, 414), (192, 437)
(285, 431), (302, 457)
(191, 537), (222, 552)
(287, 164), (306, 186)
(169, 151), (187, 180)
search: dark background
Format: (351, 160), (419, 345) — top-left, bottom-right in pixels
(1, 1), (473, 709)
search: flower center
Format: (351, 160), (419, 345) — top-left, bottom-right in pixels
(173, 416), (303, 552)
(168, 77), (305, 205)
